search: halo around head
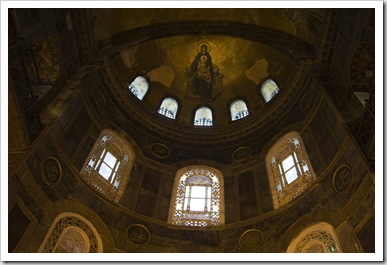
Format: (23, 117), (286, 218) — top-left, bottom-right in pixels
(197, 41), (211, 53)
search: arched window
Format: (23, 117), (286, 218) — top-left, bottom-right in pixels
(38, 213), (103, 253)
(128, 76), (149, 100)
(158, 97), (178, 119)
(194, 106), (213, 126)
(287, 222), (342, 253)
(230, 99), (249, 121)
(261, 79), (280, 102)
(266, 131), (316, 209)
(80, 129), (135, 203)
(168, 166), (224, 227)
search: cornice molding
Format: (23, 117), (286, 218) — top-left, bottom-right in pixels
(98, 20), (316, 58)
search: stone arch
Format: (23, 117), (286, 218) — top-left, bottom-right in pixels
(40, 199), (115, 253)
(38, 212), (103, 253)
(286, 222), (342, 253)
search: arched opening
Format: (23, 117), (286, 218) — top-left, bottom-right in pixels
(38, 212), (103, 253)
(230, 99), (249, 121)
(266, 131), (316, 209)
(158, 97), (178, 119)
(80, 129), (135, 202)
(261, 79), (280, 102)
(194, 106), (213, 126)
(287, 222), (342, 253)
(128, 76), (149, 100)
(168, 166), (225, 227)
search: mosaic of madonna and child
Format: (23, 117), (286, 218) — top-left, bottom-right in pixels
(185, 42), (223, 102)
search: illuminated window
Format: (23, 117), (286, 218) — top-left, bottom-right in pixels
(230, 99), (249, 121)
(261, 79), (280, 102)
(158, 97), (178, 119)
(194, 106), (213, 126)
(287, 222), (342, 253)
(80, 129), (135, 202)
(128, 76), (149, 100)
(93, 149), (120, 184)
(169, 166), (224, 227)
(277, 150), (309, 187)
(266, 131), (316, 209)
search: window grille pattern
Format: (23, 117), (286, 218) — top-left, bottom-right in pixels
(94, 149), (120, 182)
(287, 222), (342, 253)
(172, 169), (221, 227)
(158, 97), (178, 119)
(230, 100), (249, 121)
(294, 230), (340, 253)
(55, 228), (88, 253)
(194, 107), (213, 126)
(41, 216), (98, 253)
(24, 36), (59, 86)
(261, 79), (280, 102)
(128, 76), (149, 100)
(267, 132), (315, 209)
(81, 131), (133, 202)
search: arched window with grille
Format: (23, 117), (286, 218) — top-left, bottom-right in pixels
(38, 213), (103, 253)
(168, 166), (224, 227)
(287, 222), (342, 253)
(194, 106), (213, 126)
(230, 99), (249, 121)
(80, 129), (135, 203)
(158, 97), (178, 119)
(261, 79), (280, 102)
(128, 76), (149, 100)
(266, 131), (316, 209)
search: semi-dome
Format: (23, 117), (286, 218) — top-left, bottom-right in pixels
(6, 5), (378, 259)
